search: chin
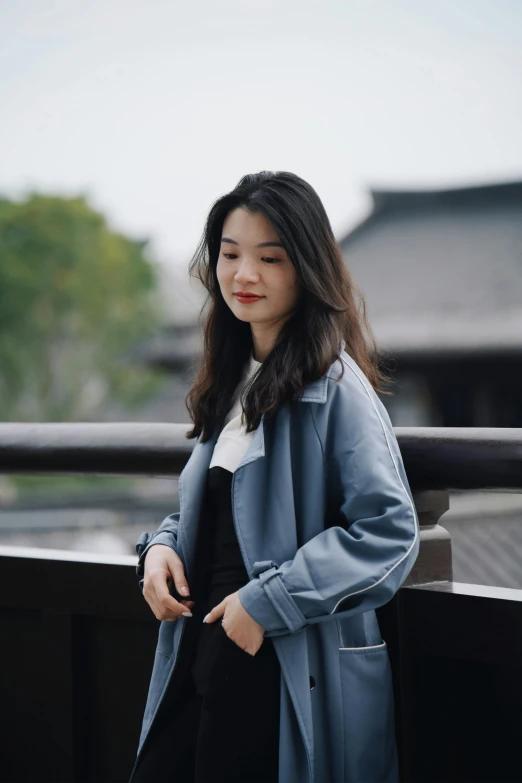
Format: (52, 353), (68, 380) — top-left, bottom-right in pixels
(231, 307), (255, 322)
(234, 314), (255, 323)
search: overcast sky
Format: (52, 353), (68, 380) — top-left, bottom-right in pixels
(2, 0), (522, 278)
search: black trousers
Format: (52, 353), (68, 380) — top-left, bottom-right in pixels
(133, 465), (281, 782)
(132, 605), (281, 783)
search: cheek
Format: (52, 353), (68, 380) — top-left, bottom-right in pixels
(271, 277), (300, 310)
(278, 270), (300, 298)
(216, 260), (230, 287)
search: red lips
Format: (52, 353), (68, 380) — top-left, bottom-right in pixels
(234, 292), (264, 303)
(234, 291), (263, 297)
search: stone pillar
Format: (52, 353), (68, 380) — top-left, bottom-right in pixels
(403, 490), (452, 586)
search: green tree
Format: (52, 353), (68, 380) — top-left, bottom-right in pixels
(0, 191), (166, 421)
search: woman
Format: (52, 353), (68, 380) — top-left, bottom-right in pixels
(129, 171), (419, 783)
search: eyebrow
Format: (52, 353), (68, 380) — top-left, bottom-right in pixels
(221, 237), (285, 249)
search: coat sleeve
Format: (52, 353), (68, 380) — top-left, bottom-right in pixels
(135, 512), (181, 589)
(237, 365), (420, 637)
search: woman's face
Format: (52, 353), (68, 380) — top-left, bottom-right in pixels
(216, 208), (301, 335)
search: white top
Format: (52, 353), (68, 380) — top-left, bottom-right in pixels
(209, 352), (263, 473)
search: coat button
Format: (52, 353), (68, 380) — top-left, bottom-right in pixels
(309, 676), (316, 690)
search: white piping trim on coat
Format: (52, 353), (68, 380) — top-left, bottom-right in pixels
(329, 356), (420, 614)
(339, 640), (387, 651)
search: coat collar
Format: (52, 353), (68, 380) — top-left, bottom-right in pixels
(193, 340), (345, 469)
(296, 338), (345, 404)
(234, 340), (345, 468)
(237, 374), (326, 467)
(227, 370), (326, 470)
(297, 374), (329, 403)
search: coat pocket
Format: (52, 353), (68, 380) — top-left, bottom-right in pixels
(338, 641), (399, 783)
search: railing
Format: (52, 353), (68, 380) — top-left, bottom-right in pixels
(1, 423), (521, 487)
(1, 424), (521, 783)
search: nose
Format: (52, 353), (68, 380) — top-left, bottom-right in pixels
(234, 256), (261, 285)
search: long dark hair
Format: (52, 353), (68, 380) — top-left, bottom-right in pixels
(185, 170), (393, 442)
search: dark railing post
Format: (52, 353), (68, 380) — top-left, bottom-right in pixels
(403, 490), (452, 586)
(378, 489), (452, 782)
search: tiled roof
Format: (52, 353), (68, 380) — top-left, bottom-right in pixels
(339, 181), (522, 354)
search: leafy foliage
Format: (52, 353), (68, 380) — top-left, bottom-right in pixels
(0, 191), (165, 421)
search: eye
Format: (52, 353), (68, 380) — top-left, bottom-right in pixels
(222, 252), (280, 264)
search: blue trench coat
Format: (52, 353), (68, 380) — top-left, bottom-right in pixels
(131, 345), (420, 783)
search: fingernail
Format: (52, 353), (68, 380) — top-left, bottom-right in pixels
(202, 613), (209, 623)
(182, 612), (193, 617)
(180, 586), (189, 596)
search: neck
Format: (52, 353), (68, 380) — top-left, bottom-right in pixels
(251, 327), (278, 363)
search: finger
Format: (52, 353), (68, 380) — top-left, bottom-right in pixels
(144, 584), (181, 621)
(203, 598), (226, 623)
(169, 561), (191, 598)
(166, 576), (192, 603)
(143, 582), (180, 621)
(153, 572), (190, 618)
(154, 596), (191, 621)
(152, 606), (180, 622)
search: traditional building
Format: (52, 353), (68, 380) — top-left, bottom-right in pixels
(338, 180), (522, 427)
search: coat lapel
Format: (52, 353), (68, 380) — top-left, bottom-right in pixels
(175, 432), (217, 583)
(176, 354), (334, 581)
(176, 412), (267, 581)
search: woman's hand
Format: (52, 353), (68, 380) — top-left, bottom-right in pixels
(143, 544), (195, 621)
(203, 591), (265, 656)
